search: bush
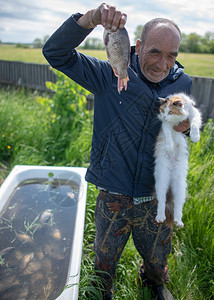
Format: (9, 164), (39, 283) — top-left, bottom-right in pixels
(36, 69), (93, 165)
(0, 71), (93, 168)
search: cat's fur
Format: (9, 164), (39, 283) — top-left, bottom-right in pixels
(154, 93), (202, 227)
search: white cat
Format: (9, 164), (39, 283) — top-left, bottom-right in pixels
(154, 93), (202, 227)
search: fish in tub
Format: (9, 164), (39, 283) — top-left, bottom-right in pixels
(0, 165), (87, 300)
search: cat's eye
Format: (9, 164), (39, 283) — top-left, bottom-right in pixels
(168, 111), (173, 115)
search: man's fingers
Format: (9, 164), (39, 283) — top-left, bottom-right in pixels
(106, 6), (117, 28)
(99, 3), (127, 30)
(118, 13), (127, 29)
(174, 118), (190, 132)
(99, 3), (110, 27)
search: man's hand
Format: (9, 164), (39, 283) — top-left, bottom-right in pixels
(77, 3), (127, 31)
(174, 118), (190, 133)
(93, 3), (127, 30)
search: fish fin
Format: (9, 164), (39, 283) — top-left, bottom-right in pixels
(117, 75), (129, 93)
(113, 68), (119, 77)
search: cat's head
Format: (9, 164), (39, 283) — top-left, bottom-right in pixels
(158, 95), (187, 124)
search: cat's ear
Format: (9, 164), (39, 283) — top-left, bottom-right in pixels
(158, 97), (168, 104)
(173, 101), (183, 107)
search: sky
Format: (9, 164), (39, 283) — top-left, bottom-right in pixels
(1, 0), (214, 44)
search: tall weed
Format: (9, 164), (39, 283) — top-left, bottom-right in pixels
(169, 120), (214, 299)
(37, 69), (92, 164)
(0, 88), (49, 165)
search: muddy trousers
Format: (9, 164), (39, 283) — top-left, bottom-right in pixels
(94, 191), (172, 296)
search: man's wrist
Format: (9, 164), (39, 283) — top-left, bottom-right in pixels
(77, 10), (97, 29)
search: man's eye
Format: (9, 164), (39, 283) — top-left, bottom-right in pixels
(150, 52), (160, 58)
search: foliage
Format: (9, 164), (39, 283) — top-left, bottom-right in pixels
(0, 71), (93, 167)
(168, 120), (214, 299)
(36, 69), (92, 164)
(33, 38), (43, 49)
(32, 35), (49, 48)
(134, 25), (143, 42)
(83, 38), (105, 50)
(16, 43), (30, 49)
(0, 89), (49, 164)
(179, 31), (214, 54)
(134, 24), (214, 53)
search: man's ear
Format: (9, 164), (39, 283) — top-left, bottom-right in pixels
(135, 39), (142, 55)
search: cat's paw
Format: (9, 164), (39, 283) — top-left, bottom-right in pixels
(190, 128), (200, 143)
(155, 214), (166, 223)
(174, 218), (184, 227)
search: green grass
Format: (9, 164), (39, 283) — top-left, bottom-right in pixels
(0, 44), (214, 77)
(177, 53), (214, 77)
(0, 87), (213, 299)
(0, 44), (48, 64)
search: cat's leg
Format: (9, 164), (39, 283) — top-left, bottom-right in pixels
(171, 147), (188, 227)
(155, 157), (170, 223)
(189, 107), (202, 143)
(162, 123), (174, 152)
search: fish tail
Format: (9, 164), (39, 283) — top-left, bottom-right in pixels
(117, 75), (129, 93)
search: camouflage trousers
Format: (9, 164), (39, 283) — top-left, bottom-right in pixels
(94, 191), (172, 295)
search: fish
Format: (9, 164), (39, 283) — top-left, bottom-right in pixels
(103, 27), (130, 93)
(0, 246), (14, 257)
(40, 209), (53, 224)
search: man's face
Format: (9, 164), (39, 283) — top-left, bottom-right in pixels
(135, 24), (181, 83)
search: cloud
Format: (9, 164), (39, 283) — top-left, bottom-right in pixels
(0, 0), (214, 43)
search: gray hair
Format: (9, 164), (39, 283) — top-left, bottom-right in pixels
(140, 18), (181, 43)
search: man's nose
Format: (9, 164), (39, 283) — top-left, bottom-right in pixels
(155, 56), (167, 69)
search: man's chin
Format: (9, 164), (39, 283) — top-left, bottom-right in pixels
(145, 71), (168, 83)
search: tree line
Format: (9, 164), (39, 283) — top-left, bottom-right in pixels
(81, 26), (214, 54)
(3, 25), (212, 54)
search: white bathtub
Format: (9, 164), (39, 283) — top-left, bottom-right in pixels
(0, 165), (88, 300)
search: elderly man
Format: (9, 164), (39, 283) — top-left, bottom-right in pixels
(43, 3), (191, 299)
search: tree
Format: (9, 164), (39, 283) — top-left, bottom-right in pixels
(134, 24), (214, 53)
(32, 36), (49, 48)
(33, 38), (43, 48)
(43, 35), (49, 45)
(134, 25), (143, 43)
(83, 38), (105, 50)
(186, 33), (202, 53)
(179, 33), (188, 52)
(208, 39), (214, 54)
(201, 32), (214, 53)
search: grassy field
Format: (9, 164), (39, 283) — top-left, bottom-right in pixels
(0, 44), (214, 77)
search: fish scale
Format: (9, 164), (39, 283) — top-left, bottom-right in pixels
(103, 27), (130, 93)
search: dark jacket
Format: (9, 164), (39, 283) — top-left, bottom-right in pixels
(43, 13), (192, 197)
